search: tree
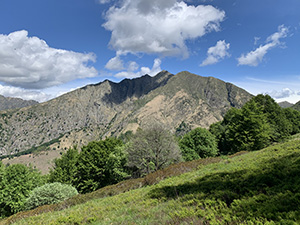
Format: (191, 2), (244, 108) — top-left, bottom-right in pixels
(126, 126), (182, 176)
(251, 94), (292, 141)
(225, 100), (272, 153)
(283, 108), (300, 135)
(48, 147), (79, 185)
(0, 164), (44, 218)
(25, 182), (78, 210)
(179, 127), (218, 161)
(75, 138), (128, 193)
(210, 95), (280, 154)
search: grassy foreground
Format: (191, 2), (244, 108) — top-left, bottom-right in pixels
(2, 136), (300, 224)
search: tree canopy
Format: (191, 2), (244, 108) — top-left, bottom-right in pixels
(74, 138), (128, 193)
(126, 126), (182, 176)
(210, 94), (300, 154)
(48, 146), (79, 185)
(0, 164), (44, 218)
(179, 127), (218, 161)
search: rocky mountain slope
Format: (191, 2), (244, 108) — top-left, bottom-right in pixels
(0, 71), (253, 156)
(278, 101), (294, 108)
(292, 100), (300, 111)
(0, 95), (38, 111)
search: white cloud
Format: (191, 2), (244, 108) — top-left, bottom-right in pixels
(103, 0), (225, 58)
(200, 40), (230, 66)
(105, 55), (124, 71)
(0, 30), (98, 89)
(267, 88), (295, 99)
(254, 37), (261, 45)
(237, 25), (289, 66)
(115, 58), (162, 78)
(0, 84), (52, 102)
(98, 0), (111, 4)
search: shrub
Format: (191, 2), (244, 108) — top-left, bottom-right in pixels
(0, 164), (44, 218)
(25, 182), (78, 210)
(179, 127), (219, 161)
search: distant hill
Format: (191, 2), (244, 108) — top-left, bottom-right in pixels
(0, 95), (38, 111)
(278, 101), (294, 108)
(292, 100), (300, 111)
(0, 71), (253, 157)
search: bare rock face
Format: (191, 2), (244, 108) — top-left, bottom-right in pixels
(278, 101), (293, 108)
(0, 95), (38, 111)
(0, 71), (253, 156)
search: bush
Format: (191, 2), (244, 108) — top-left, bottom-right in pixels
(0, 164), (44, 218)
(179, 127), (219, 161)
(25, 182), (78, 210)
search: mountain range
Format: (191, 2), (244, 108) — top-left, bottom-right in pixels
(0, 95), (38, 111)
(0, 71), (253, 157)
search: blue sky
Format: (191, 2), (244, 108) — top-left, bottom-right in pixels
(0, 0), (300, 103)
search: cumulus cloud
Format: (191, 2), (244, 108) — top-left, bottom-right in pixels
(200, 40), (230, 66)
(0, 84), (52, 102)
(115, 58), (162, 78)
(267, 88), (295, 99)
(105, 54), (125, 71)
(0, 30), (98, 89)
(238, 25), (288, 66)
(103, 0), (225, 58)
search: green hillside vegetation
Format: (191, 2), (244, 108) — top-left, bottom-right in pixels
(210, 94), (300, 154)
(2, 134), (300, 224)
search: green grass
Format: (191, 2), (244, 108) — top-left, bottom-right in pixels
(2, 135), (300, 224)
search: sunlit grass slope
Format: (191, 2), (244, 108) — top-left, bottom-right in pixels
(3, 135), (300, 224)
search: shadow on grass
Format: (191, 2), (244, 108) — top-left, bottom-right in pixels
(149, 153), (300, 222)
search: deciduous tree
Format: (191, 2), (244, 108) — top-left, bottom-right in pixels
(179, 127), (218, 161)
(126, 126), (182, 176)
(75, 138), (128, 193)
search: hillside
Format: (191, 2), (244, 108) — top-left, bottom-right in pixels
(3, 135), (300, 224)
(0, 71), (253, 157)
(278, 101), (294, 108)
(292, 100), (300, 111)
(0, 95), (37, 111)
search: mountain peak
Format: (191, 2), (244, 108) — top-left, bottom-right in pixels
(102, 71), (173, 104)
(0, 71), (253, 159)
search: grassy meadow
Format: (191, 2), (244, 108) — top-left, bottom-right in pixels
(2, 135), (300, 225)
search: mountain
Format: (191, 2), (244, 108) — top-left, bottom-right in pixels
(0, 71), (253, 157)
(0, 95), (38, 111)
(292, 100), (300, 111)
(278, 101), (294, 108)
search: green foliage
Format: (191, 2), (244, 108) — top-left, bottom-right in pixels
(75, 138), (128, 193)
(118, 130), (133, 143)
(125, 126), (182, 176)
(175, 121), (191, 137)
(179, 127), (218, 161)
(6, 137), (300, 224)
(48, 147), (79, 185)
(252, 94), (292, 141)
(25, 182), (78, 210)
(0, 164), (44, 218)
(210, 94), (300, 154)
(283, 107), (300, 135)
